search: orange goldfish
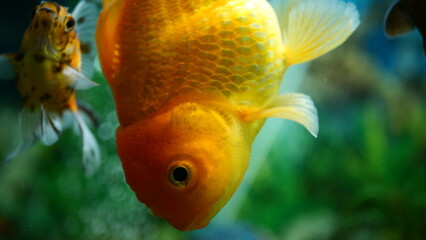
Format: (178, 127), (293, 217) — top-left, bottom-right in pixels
(0, 1), (100, 175)
(96, 0), (360, 230)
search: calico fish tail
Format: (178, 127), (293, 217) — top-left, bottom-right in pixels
(281, 0), (360, 65)
(5, 106), (62, 161)
(72, 111), (100, 176)
(19, 106), (63, 146)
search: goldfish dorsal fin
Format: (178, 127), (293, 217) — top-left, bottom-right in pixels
(281, 0), (360, 65)
(241, 93), (318, 137)
(63, 65), (99, 90)
(19, 106), (63, 146)
(0, 54), (16, 80)
(73, 0), (99, 79)
(384, 1), (415, 37)
(73, 111), (101, 176)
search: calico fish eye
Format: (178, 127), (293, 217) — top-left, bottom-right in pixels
(65, 17), (75, 32)
(168, 165), (191, 187)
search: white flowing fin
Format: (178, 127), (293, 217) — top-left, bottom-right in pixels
(73, 111), (100, 176)
(73, 0), (99, 79)
(241, 93), (318, 137)
(19, 105), (62, 146)
(281, 0), (360, 65)
(0, 54), (17, 80)
(5, 141), (34, 162)
(63, 64), (99, 90)
(94, 56), (102, 73)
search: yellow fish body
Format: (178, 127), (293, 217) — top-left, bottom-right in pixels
(0, 1), (100, 174)
(96, 0), (359, 230)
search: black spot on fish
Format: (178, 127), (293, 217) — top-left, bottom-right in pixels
(31, 86), (36, 92)
(53, 64), (63, 73)
(61, 53), (66, 58)
(42, 19), (48, 28)
(40, 93), (52, 102)
(23, 94), (29, 103)
(77, 17), (85, 24)
(65, 84), (75, 92)
(34, 21), (39, 29)
(23, 73), (27, 78)
(54, 22), (58, 28)
(80, 43), (91, 54)
(30, 105), (35, 112)
(62, 97), (70, 103)
(14, 53), (24, 62)
(33, 54), (45, 63)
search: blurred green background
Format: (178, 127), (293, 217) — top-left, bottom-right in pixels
(0, 0), (425, 239)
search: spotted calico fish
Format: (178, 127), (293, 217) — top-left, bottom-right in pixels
(0, 1), (100, 175)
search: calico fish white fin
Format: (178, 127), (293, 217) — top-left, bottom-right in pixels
(0, 54), (16, 80)
(384, 1), (415, 37)
(281, 0), (360, 65)
(73, 111), (100, 176)
(241, 93), (318, 137)
(63, 65), (99, 90)
(19, 106), (63, 146)
(73, 0), (99, 79)
(5, 141), (34, 162)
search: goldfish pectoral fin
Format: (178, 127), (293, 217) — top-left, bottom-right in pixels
(384, 1), (415, 37)
(0, 54), (17, 80)
(242, 93), (318, 137)
(73, 111), (101, 176)
(4, 141), (34, 162)
(73, 0), (99, 79)
(19, 106), (63, 146)
(281, 0), (360, 65)
(63, 65), (99, 90)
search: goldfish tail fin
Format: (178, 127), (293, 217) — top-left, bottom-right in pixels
(0, 54), (17, 80)
(72, 111), (100, 176)
(281, 0), (360, 65)
(73, 0), (99, 79)
(19, 106), (63, 146)
(241, 93), (318, 137)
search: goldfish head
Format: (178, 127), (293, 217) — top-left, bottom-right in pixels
(21, 1), (79, 61)
(116, 100), (251, 231)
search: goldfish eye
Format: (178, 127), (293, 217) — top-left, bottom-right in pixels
(65, 17), (75, 32)
(169, 165), (191, 187)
